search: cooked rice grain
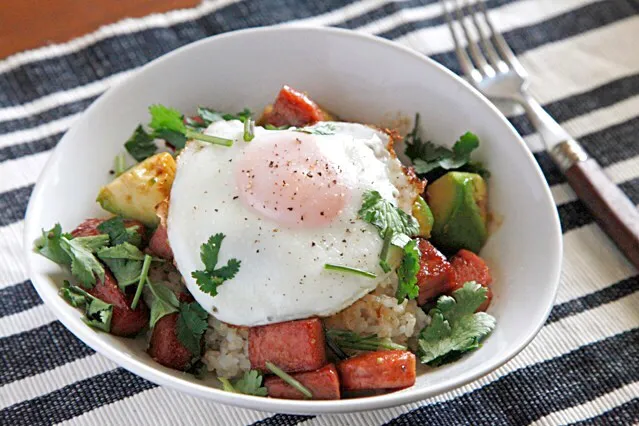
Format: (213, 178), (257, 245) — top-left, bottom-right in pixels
(203, 317), (250, 378)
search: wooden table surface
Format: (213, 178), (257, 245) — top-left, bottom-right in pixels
(0, 0), (200, 59)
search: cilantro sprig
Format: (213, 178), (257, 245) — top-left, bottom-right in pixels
(35, 224), (108, 288)
(358, 190), (420, 273)
(404, 113), (490, 180)
(218, 370), (268, 396)
(124, 104), (238, 162)
(191, 233), (241, 297)
(418, 281), (496, 366)
(358, 190), (420, 248)
(148, 104), (233, 148)
(395, 239), (421, 302)
(59, 280), (113, 332)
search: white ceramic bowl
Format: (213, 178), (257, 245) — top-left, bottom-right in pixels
(24, 26), (562, 414)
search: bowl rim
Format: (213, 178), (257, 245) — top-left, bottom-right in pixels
(24, 25), (563, 414)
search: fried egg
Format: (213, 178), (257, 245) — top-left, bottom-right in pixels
(168, 120), (421, 326)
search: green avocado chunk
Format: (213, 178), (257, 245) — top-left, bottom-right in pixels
(427, 172), (488, 254)
(96, 153), (176, 227)
(412, 196), (434, 238)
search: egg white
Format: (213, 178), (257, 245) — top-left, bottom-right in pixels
(168, 120), (417, 326)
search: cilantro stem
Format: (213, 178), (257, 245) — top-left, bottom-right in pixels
(243, 117), (255, 142)
(379, 229), (393, 273)
(131, 254), (152, 309)
(184, 129), (233, 146)
(218, 377), (236, 393)
(324, 263), (377, 279)
(265, 362), (312, 399)
(326, 329), (407, 351)
(114, 153), (127, 177)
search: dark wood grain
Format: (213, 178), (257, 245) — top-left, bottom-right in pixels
(565, 158), (639, 270)
(0, 0), (201, 59)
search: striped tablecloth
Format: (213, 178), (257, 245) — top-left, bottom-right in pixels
(1, 0), (638, 425)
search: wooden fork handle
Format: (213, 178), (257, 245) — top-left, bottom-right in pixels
(552, 140), (639, 270)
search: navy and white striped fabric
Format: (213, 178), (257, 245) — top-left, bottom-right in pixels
(1, 0), (638, 424)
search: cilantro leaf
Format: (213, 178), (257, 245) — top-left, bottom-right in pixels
(200, 233), (223, 271)
(233, 370), (268, 396)
(176, 301), (208, 356)
(404, 114), (488, 179)
(395, 239), (420, 302)
(298, 122), (337, 135)
(35, 224), (72, 265)
(97, 242), (145, 260)
(149, 104), (186, 135)
(221, 108), (252, 123)
(418, 282), (496, 366)
(191, 233), (241, 297)
(34, 224), (106, 288)
(154, 128), (187, 150)
(72, 235), (110, 253)
(59, 280), (87, 307)
(439, 132), (479, 170)
(60, 237), (106, 288)
(197, 107), (225, 124)
(59, 281), (113, 332)
(125, 125), (157, 162)
(358, 190), (420, 248)
(147, 281), (179, 328)
(101, 258), (143, 289)
(97, 242), (150, 289)
(97, 216), (143, 247)
(197, 107), (252, 124)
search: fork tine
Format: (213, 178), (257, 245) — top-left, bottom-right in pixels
(467, 0), (508, 73)
(476, 1), (527, 77)
(439, 0), (482, 83)
(454, 0), (494, 77)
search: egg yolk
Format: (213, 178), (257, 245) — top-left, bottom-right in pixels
(235, 132), (350, 228)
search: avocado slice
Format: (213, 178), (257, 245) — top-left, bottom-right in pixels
(97, 153), (176, 227)
(412, 196), (434, 238)
(427, 172), (488, 254)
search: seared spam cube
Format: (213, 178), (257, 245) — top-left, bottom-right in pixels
(97, 153), (176, 227)
(148, 313), (192, 370)
(88, 270), (149, 337)
(337, 350), (416, 391)
(148, 222), (173, 261)
(427, 172), (488, 254)
(416, 239), (453, 305)
(249, 318), (327, 373)
(448, 249), (493, 312)
(265, 364), (340, 400)
(258, 85), (332, 128)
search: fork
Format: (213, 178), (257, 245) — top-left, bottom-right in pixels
(440, 0), (639, 270)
